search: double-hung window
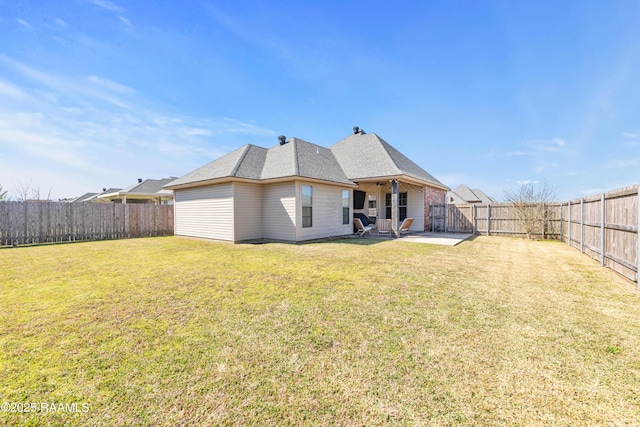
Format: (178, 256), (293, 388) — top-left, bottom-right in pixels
(342, 190), (350, 225)
(302, 185), (313, 228)
(385, 192), (408, 221)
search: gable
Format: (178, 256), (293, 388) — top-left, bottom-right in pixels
(330, 133), (448, 189)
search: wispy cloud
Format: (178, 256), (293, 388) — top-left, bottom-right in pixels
(524, 137), (566, 152)
(88, 75), (135, 94)
(0, 56), (276, 199)
(118, 16), (132, 27)
(506, 150), (533, 156)
(604, 158), (640, 169)
(622, 131), (639, 146)
(54, 18), (68, 28)
(16, 18), (33, 30)
(0, 80), (24, 98)
(517, 180), (538, 185)
(622, 131), (639, 139)
(90, 0), (124, 13)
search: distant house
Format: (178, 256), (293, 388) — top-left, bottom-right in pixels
(446, 184), (497, 205)
(98, 178), (176, 204)
(62, 188), (121, 203)
(165, 129), (449, 243)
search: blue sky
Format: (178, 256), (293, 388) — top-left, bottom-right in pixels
(1, 1), (639, 201)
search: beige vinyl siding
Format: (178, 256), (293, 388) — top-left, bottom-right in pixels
(406, 187), (425, 231)
(296, 182), (353, 241)
(232, 182), (263, 241)
(174, 184), (234, 241)
(263, 182), (296, 241)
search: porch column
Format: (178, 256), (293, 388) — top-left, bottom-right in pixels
(391, 180), (399, 237)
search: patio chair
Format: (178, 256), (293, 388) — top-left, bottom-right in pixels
(377, 219), (391, 236)
(353, 218), (372, 236)
(399, 218), (414, 234)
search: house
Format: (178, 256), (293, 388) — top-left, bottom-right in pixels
(62, 188), (121, 203)
(97, 178), (176, 204)
(446, 184), (497, 205)
(164, 129), (449, 243)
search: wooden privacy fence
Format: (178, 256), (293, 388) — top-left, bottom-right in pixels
(563, 185), (638, 283)
(0, 202), (174, 247)
(428, 203), (563, 238)
(428, 184), (639, 283)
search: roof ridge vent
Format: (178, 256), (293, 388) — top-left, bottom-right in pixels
(278, 135), (287, 145)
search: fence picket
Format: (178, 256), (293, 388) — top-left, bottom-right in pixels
(0, 202), (173, 248)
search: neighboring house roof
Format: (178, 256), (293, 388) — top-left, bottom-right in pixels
(99, 178), (176, 200)
(446, 184), (497, 204)
(166, 132), (448, 191)
(65, 189), (121, 203)
(471, 188), (498, 204)
(330, 132), (448, 190)
(65, 192), (98, 203)
(167, 138), (355, 189)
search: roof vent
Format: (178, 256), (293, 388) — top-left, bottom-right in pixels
(278, 135), (287, 145)
(353, 126), (365, 135)
(138, 178), (143, 183)
(103, 188), (106, 192)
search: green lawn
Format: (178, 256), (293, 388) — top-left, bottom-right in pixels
(1, 236), (639, 426)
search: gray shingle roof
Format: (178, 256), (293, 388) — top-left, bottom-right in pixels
(471, 189), (497, 204)
(167, 145), (267, 187)
(446, 184), (496, 204)
(330, 133), (448, 189)
(451, 184), (481, 203)
(284, 138), (353, 185)
(166, 132), (446, 190)
(66, 192), (98, 203)
(167, 138), (354, 188)
(120, 178), (177, 195)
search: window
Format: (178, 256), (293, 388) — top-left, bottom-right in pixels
(342, 190), (350, 225)
(302, 185), (313, 228)
(368, 194), (377, 217)
(399, 192), (408, 221)
(385, 192), (408, 221)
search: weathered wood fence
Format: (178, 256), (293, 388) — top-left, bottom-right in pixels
(428, 203), (563, 238)
(0, 202), (174, 247)
(563, 185), (638, 283)
(428, 184), (639, 283)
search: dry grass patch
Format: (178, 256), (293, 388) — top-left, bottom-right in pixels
(0, 236), (639, 426)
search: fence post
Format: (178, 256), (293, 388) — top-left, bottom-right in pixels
(542, 202), (546, 240)
(487, 204), (491, 236)
(568, 201), (571, 247)
(600, 193), (605, 266)
(472, 204), (476, 234)
(560, 203), (563, 242)
(580, 198), (584, 254)
(444, 204), (448, 233)
(430, 204), (433, 232)
(637, 186), (640, 288)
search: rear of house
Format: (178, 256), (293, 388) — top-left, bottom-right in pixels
(166, 130), (449, 243)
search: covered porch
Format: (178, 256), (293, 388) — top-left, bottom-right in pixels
(352, 178), (427, 237)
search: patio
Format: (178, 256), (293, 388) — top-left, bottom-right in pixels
(351, 231), (474, 246)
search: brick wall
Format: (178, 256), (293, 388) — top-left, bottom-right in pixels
(424, 186), (446, 231)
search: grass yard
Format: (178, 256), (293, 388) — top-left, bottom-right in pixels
(1, 236), (639, 426)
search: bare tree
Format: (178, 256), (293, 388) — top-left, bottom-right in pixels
(0, 184), (7, 200)
(503, 181), (558, 240)
(14, 178), (53, 201)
